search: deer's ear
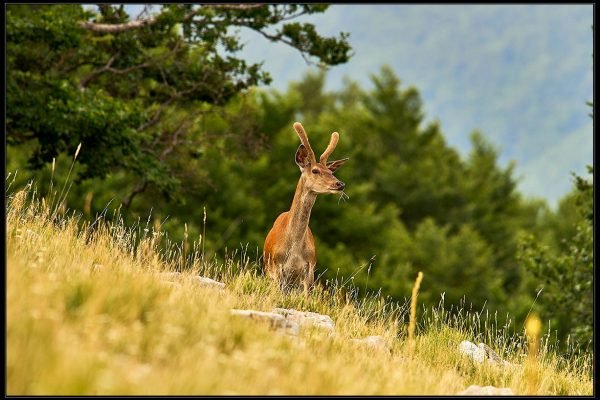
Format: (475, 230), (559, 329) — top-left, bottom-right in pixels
(295, 144), (311, 170)
(327, 158), (349, 173)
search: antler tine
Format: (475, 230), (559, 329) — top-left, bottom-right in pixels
(320, 132), (339, 164)
(293, 122), (316, 162)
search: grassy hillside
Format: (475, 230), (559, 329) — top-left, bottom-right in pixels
(6, 184), (592, 395)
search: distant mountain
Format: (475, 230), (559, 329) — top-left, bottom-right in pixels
(235, 5), (593, 208)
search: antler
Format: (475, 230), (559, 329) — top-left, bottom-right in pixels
(320, 132), (339, 164)
(293, 122), (316, 163)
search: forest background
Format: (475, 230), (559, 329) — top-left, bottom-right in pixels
(6, 4), (593, 354)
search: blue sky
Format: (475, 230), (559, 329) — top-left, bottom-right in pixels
(121, 5), (593, 208)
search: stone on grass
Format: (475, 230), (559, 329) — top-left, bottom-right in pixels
(459, 340), (511, 367)
(272, 308), (335, 333)
(193, 276), (225, 290)
(478, 342), (511, 366)
(458, 385), (514, 396)
(158, 272), (225, 290)
(230, 309), (300, 336)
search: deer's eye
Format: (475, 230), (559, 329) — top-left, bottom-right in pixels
(312, 168), (320, 174)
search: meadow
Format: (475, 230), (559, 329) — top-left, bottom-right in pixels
(6, 180), (592, 395)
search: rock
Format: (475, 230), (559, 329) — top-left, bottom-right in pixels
(478, 343), (511, 367)
(459, 340), (485, 363)
(230, 309), (300, 336)
(192, 276), (225, 290)
(351, 335), (391, 354)
(158, 272), (225, 290)
(458, 385), (514, 396)
(272, 308), (335, 333)
(459, 340), (511, 367)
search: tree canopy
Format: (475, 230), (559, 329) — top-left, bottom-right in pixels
(7, 4), (351, 203)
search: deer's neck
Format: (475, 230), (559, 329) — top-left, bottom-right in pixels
(286, 175), (317, 248)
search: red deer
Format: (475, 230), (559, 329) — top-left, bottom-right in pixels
(263, 122), (349, 292)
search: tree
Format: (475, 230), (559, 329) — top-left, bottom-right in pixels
(238, 68), (541, 317)
(6, 4), (352, 204)
(517, 166), (592, 351)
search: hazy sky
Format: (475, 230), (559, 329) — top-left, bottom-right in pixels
(121, 4), (593, 208)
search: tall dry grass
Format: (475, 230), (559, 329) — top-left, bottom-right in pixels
(6, 176), (593, 395)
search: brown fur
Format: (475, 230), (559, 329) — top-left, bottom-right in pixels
(263, 122), (348, 292)
(264, 212), (316, 288)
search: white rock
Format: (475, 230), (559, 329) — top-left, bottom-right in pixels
(459, 340), (485, 363)
(351, 335), (391, 354)
(459, 340), (511, 367)
(478, 343), (512, 367)
(192, 276), (225, 290)
(458, 385), (514, 396)
(272, 308), (335, 333)
(230, 309), (300, 335)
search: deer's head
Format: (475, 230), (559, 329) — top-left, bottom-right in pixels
(293, 122), (349, 194)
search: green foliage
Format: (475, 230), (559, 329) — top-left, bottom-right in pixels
(85, 67), (540, 324)
(7, 4), (351, 196)
(409, 219), (504, 309)
(517, 166), (593, 351)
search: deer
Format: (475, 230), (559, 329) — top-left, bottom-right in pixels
(263, 122), (349, 293)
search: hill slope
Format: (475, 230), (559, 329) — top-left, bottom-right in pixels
(6, 186), (592, 395)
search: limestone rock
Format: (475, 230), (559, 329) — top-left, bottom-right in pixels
(458, 385), (514, 396)
(459, 340), (511, 367)
(230, 309), (300, 335)
(272, 308), (335, 333)
(158, 272), (225, 290)
(459, 340), (485, 363)
(478, 342), (511, 366)
(192, 276), (225, 290)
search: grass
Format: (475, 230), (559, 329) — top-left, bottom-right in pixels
(6, 183), (593, 395)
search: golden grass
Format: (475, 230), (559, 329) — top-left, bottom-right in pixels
(408, 271), (423, 348)
(6, 185), (593, 395)
(525, 314), (542, 395)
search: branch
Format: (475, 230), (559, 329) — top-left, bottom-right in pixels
(122, 179), (148, 209)
(159, 120), (190, 160)
(79, 17), (157, 33)
(78, 40), (181, 90)
(122, 123), (182, 208)
(79, 5), (265, 33)
(279, 10), (309, 22)
(135, 5), (152, 20)
(137, 99), (176, 132)
(78, 55), (117, 89)
(137, 80), (210, 132)
(209, 4), (265, 10)
(251, 28), (319, 67)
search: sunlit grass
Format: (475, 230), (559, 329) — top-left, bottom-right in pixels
(6, 182), (593, 395)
